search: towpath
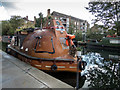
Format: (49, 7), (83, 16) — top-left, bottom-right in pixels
(0, 50), (73, 89)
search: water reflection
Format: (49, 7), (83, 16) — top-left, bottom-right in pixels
(81, 47), (120, 88)
(43, 46), (120, 89)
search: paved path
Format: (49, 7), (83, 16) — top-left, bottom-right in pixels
(0, 50), (73, 89)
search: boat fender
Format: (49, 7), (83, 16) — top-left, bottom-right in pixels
(51, 65), (57, 71)
(79, 61), (87, 70)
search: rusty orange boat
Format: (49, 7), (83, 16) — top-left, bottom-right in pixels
(6, 18), (86, 72)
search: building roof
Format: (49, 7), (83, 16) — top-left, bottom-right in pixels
(51, 11), (85, 22)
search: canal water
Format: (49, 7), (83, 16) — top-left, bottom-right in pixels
(45, 46), (120, 89)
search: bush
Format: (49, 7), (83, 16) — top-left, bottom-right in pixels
(75, 32), (82, 41)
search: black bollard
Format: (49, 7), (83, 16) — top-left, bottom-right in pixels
(76, 56), (81, 90)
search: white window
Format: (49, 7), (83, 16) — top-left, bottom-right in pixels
(67, 24), (69, 27)
(55, 17), (57, 20)
(80, 23), (83, 25)
(74, 22), (76, 25)
(80, 27), (83, 29)
(60, 17), (63, 20)
(67, 18), (69, 22)
(110, 39), (120, 44)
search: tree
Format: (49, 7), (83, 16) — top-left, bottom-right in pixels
(75, 31), (82, 41)
(9, 16), (24, 30)
(104, 29), (116, 36)
(2, 21), (14, 35)
(35, 12), (45, 28)
(86, 1), (120, 36)
(86, 26), (104, 40)
(87, 54), (120, 88)
(68, 22), (75, 34)
(2, 16), (24, 35)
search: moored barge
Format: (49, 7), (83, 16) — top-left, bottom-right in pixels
(6, 19), (86, 72)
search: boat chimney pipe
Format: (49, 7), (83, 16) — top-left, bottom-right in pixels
(40, 18), (42, 30)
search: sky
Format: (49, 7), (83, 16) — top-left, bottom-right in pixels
(0, 0), (95, 27)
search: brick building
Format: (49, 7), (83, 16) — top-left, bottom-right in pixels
(47, 9), (89, 33)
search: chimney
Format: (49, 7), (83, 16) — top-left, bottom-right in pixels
(34, 16), (36, 25)
(47, 9), (50, 16)
(26, 16), (28, 21)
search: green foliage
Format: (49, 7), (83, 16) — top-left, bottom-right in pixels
(86, 1), (120, 36)
(48, 16), (52, 19)
(67, 22), (83, 41)
(9, 16), (24, 29)
(104, 29), (116, 36)
(87, 28), (104, 40)
(35, 12), (45, 27)
(68, 22), (75, 34)
(0, 42), (8, 51)
(87, 33), (104, 40)
(2, 16), (24, 35)
(75, 31), (82, 41)
(2, 21), (14, 35)
(76, 47), (81, 51)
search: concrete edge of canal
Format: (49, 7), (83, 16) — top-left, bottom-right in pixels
(0, 50), (73, 88)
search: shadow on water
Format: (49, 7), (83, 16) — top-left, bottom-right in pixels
(44, 46), (120, 89)
(44, 71), (86, 88)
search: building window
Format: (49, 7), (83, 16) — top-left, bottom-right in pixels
(63, 18), (66, 22)
(56, 21), (60, 25)
(80, 27), (83, 30)
(83, 27), (84, 29)
(63, 24), (66, 27)
(60, 17), (63, 20)
(67, 18), (69, 22)
(67, 24), (69, 27)
(55, 17), (57, 20)
(74, 30), (76, 33)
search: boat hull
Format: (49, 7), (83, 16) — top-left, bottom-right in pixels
(7, 46), (81, 72)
